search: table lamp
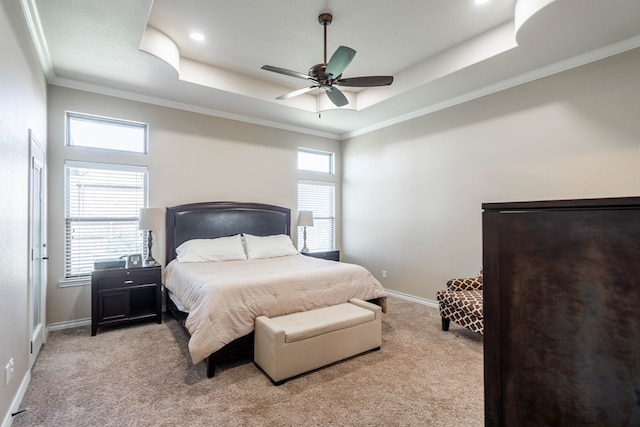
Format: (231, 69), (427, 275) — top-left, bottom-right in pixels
(139, 207), (163, 266)
(297, 210), (314, 253)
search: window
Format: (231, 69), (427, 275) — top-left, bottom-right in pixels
(298, 148), (333, 174)
(297, 180), (335, 252)
(65, 161), (148, 278)
(297, 146), (336, 252)
(66, 112), (148, 153)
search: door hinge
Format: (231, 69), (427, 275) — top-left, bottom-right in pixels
(30, 341), (33, 354)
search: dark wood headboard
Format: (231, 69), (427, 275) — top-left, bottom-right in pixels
(165, 201), (291, 263)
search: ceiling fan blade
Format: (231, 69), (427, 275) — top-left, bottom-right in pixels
(336, 76), (394, 87)
(325, 87), (349, 107)
(261, 65), (314, 81)
(276, 86), (318, 100)
(325, 46), (356, 79)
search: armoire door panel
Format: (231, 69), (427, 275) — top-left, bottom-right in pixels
(483, 199), (640, 426)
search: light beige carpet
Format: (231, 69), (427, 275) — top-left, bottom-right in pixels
(13, 296), (484, 426)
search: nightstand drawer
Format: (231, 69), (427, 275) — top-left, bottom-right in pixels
(94, 269), (159, 290)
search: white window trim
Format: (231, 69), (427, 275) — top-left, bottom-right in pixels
(58, 276), (91, 288)
(297, 147), (337, 253)
(65, 160), (148, 174)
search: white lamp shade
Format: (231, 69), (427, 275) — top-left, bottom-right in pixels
(139, 208), (163, 230)
(298, 210), (314, 227)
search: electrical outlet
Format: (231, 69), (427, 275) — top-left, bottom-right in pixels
(5, 358), (14, 387)
(382, 270), (387, 279)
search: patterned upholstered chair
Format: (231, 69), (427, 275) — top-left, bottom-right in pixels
(436, 271), (483, 335)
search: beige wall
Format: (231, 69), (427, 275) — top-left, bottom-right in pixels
(5, 1), (639, 416)
(342, 48), (640, 302)
(0, 0), (48, 420)
(46, 86), (341, 326)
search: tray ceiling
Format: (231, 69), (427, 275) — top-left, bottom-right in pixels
(23, 0), (640, 139)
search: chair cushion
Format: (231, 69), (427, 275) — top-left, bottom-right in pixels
(437, 290), (483, 318)
(447, 276), (483, 291)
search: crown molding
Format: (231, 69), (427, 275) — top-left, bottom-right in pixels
(341, 34), (640, 140)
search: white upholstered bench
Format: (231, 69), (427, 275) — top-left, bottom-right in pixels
(254, 298), (382, 385)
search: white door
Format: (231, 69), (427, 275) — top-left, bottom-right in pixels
(29, 130), (47, 368)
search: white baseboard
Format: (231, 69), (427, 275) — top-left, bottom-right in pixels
(385, 289), (438, 308)
(46, 309), (169, 334)
(44, 296), (430, 332)
(1, 369), (31, 427)
(47, 317), (91, 332)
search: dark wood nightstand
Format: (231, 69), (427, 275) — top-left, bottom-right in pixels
(301, 250), (340, 261)
(91, 265), (162, 336)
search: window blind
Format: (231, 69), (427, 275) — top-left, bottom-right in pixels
(298, 180), (335, 252)
(65, 161), (148, 278)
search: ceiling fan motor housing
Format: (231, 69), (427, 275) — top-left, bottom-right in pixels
(318, 13), (333, 26)
(309, 63), (339, 85)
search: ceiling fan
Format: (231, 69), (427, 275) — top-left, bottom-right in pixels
(261, 13), (394, 108)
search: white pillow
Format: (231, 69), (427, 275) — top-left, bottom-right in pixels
(176, 235), (247, 262)
(243, 234), (299, 259)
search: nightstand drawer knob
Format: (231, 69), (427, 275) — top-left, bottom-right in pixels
(124, 280), (134, 284)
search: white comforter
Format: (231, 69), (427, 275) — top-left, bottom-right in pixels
(163, 254), (387, 364)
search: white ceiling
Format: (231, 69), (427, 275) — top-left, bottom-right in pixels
(23, 0), (640, 139)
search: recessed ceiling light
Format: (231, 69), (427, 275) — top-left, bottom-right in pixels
(475, 0), (490, 4)
(190, 32), (205, 42)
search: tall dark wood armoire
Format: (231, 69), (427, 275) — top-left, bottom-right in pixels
(482, 197), (640, 426)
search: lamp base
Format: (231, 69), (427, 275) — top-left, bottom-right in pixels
(145, 230), (158, 267)
(301, 226), (309, 253)
(144, 257), (158, 267)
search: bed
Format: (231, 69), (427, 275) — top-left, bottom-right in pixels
(163, 201), (387, 377)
